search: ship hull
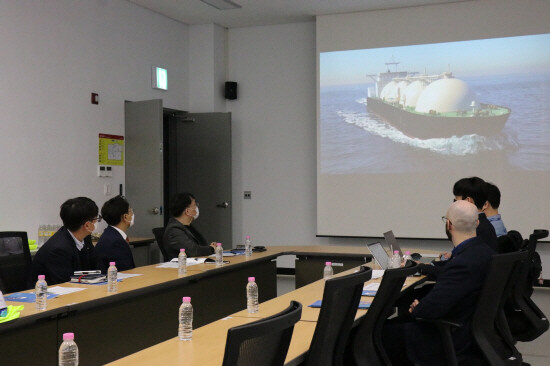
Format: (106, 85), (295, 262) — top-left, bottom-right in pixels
(367, 97), (510, 139)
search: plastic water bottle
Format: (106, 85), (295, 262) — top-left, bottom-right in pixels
(178, 249), (187, 275)
(35, 275), (48, 311)
(247, 277), (259, 313)
(178, 296), (193, 341)
(403, 250), (413, 263)
(244, 235), (252, 257)
(215, 243), (223, 266)
(59, 332), (79, 366)
(323, 261), (334, 280)
(107, 262), (118, 292)
(391, 250), (401, 269)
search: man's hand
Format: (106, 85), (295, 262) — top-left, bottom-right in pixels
(409, 299), (420, 313)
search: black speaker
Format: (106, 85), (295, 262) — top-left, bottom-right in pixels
(225, 81), (237, 100)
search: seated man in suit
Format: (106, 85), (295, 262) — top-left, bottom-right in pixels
(485, 181), (507, 237)
(163, 192), (217, 259)
(383, 200), (495, 365)
(31, 197), (98, 285)
(94, 195), (136, 273)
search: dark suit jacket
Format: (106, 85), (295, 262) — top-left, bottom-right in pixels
(94, 226), (135, 273)
(163, 218), (214, 259)
(31, 227), (96, 286)
(406, 237), (495, 364)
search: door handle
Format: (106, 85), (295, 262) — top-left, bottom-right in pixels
(150, 207), (160, 215)
(216, 201), (231, 208)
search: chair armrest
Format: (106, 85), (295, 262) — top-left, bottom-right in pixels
(416, 317), (463, 329)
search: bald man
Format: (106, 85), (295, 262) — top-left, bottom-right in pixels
(382, 201), (495, 365)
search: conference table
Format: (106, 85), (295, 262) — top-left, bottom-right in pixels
(0, 245), (374, 365)
(105, 263), (425, 366)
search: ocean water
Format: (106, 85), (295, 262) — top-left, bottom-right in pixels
(320, 73), (550, 174)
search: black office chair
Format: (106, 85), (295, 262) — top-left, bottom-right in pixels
(221, 300), (302, 366)
(505, 229), (549, 342)
(152, 227), (169, 261)
(420, 251), (528, 366)
(305, 266), (373, 366)
(0, 231), (33, 293)
(351, 261), (419, 366)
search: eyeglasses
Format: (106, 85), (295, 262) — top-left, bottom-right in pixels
(91, 215), (103, 223)
(441, 216), (450, 224)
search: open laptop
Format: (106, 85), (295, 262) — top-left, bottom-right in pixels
(383, 230), (439, 263)
(366, 241), (390, 270)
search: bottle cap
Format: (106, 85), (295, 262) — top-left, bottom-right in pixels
(182, 296), (191, 303)
(246, 236), (250, 239)
(180, 248), (185, 252)
(325, 262), (332, 266)
(63, 333), (74, 341)
(110, 261), (116, 266)
(394, 250), (399, 254)
(38, 275), (45, 280)
(405, 250), (411, 255)
(217, 243), (222, 247)
(248, 277), (255, 282)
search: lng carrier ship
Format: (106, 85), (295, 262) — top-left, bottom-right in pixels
(366, 61), (511, 139)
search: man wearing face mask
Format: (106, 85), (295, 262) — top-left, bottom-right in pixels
(31, 197), (99, 285)
(94, 195), (136, 273)
(163, 192), (217, 259)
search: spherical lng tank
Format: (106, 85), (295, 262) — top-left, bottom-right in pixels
(415, 78), (476, 114)
(403, 80), (428, 108)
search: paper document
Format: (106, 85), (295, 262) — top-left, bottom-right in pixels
(159, 257), (208, 268)
(362, 283), (380, 296)
(48, 287), (87, 295)
(371, 270), (384, 279)
(117, 273), (143, 280)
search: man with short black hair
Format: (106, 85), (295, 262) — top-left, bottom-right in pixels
(94, 195), (136, 273)
(485, 182), (507, 237)
(163, 192), (217, 258)
(31, 197), (98, 285)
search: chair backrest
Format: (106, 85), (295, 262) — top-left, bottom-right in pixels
(352, 261), (419, 366)
(472, 251), (528, 365)
(221, 300), (302, 366)
(151, 227), (169, 261)
(305, 266), (373, 366)
(0, 231), (32, 293)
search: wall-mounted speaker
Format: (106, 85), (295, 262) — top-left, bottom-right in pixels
(225, 81), (237, 100)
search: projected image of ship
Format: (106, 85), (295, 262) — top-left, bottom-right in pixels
(366, 60), (511, 139)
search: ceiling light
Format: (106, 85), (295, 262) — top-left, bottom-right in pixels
(199, 0), (241, 10)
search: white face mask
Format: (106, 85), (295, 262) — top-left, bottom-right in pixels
(89, 222), (96, 233)
(126, 213), (135, 227)
(193, 206), (199, 220)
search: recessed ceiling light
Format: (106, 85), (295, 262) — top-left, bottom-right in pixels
(199, 0), (241, 10)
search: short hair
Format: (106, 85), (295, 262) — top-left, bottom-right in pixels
(101, 195), (130, 226)
(485, 182), (501, 209)
(452, 177), (488, 210)
(60, 197), (98, 232)
(170, 192), (195, 217)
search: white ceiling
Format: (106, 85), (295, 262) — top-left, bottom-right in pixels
(126, 0), (469, 28)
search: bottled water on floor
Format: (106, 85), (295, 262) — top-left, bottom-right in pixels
(215, 243), (223, 266)
(323, 261), (334, 280)
(107, 262), (118, 292)
(179, 297), (193, 341)
(247, 277), (259, 313)
(178, 249), (187, 275)
(35, 275), (48, 311)
(244, 235), (252, 257)
(58, 332), (79, 366)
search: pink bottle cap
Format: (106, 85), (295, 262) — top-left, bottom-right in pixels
(248, 277), (255, 282)
(325, 262), (332, 266)
(110, 262), (116, 266)
(180, 248), (185, 252)
(405, 250), (411, 255)
(182, 296), (191, 303)
(246, 236), (250, 239)
(38, 275), (45, 280)
(394, 251), (400, 254)
(63, 333), (74, 341)
(217, 243), (222, 247)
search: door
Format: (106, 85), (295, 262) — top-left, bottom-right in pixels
(165, 112), (232, 246)
(125, 100), (164, 237)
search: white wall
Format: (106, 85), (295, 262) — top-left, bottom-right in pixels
(0, 0), (189, 237)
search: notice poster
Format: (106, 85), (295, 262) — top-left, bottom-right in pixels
(98, 134), (124, 165)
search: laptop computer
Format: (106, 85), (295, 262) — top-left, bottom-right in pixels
(383, 230), (438, 263)
(366, 241), (390, 270)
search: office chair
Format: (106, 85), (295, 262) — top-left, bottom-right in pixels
(221, 300), (302, 366)
(419, 251), (527, 366)
(305, 266), (373, 366)
(152, 227), (169, 261)
(351, 261), (419, 366)
(505, 229), (549, 342)
(0, 231), (33, 293)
